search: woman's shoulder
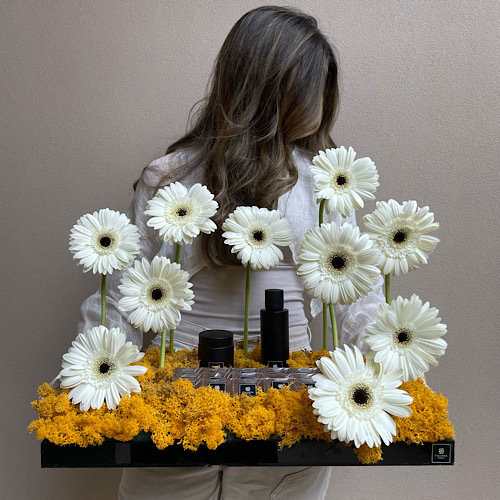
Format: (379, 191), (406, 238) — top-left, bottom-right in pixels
(292, 147), (314, 169)
(141, 150), (201, 188)
(291, 148), (315, 185)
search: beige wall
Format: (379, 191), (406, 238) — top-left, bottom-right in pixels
(1, 0), (499, 498)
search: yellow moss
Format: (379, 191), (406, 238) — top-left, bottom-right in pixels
(281, 387), (329, 448)
(354, 444), (383, 464)
(287, 349), (330, 368)
(234, 348), (265, 368)
(395, 378), (455, 444)
(29, 347), (453, 466)
(229, 389), (276, 441)
(176, 383), (233, 451)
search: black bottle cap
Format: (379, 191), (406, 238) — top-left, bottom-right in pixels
(199, 330), (234, 348)
(265, 289), (284, 311)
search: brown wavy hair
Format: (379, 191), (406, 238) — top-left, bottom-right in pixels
(157, 6), (339, 266)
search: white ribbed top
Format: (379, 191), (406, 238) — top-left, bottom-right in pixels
(155, 247), (309, 350)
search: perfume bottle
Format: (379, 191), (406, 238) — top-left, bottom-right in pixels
(198, 330), (234, 368)
(260, 289), (289, 367)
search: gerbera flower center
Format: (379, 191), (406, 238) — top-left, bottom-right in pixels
(328, 253), (348, 273)
(392, 228), (408, 245)
(99, 362), (111, 374)
(335, 174), (348, 186)
(350, 384), (372, 407)
(92, 356), (116, 380)
(148, 284), (168, 303)
(93, 229), (119, 254)
(99, 236), (111, 248)
(175, 206), (189, 217)
(330, 171), (350, 190)
(251, 229), (267, 245)
(395, 329), (412, 346)
(97, 234), (115, 250)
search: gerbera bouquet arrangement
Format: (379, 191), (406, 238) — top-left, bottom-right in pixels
(30, 148), (453, 465)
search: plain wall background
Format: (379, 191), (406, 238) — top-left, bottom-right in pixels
(1, 1), (499, 498)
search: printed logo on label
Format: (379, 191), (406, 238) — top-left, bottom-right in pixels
(208, 361), (225, 368)
(239, 383), (256, 396)
(301, 381), (315, 387)
(431, 443), (452, 464)
(209, 382), (226, 391)
(272, 381), (289, 390)
(268, 361), (283, 368)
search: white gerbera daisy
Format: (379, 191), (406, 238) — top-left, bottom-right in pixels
(59, 326), (147, 411)
(311, 146), (379, 217)
(309, 345), (413, 448)
(363, 200), (439, 276)
(118, 256), (194, 333)
(221, 206), (292, 271)
(297, 222), (380, 305)
(69, 208), (140, 275)
(145, 182), (218, 245)
(363, 295), (447, 382)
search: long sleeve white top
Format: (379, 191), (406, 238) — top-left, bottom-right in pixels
(78, 149), (384, 352)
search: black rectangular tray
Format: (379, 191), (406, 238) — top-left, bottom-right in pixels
(41, 434), (454, 467)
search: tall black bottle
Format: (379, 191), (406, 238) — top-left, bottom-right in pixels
(260, 289), (289, 367)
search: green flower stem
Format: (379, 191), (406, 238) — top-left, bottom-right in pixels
(100, 274), (106, 327)
(319, 199), (325, 225)
(329, 303), (338, 349)
(170, 243), (181, 357)
(322, 305), (327, 350)
(319, 199), (327, 349)
(244, 264), (251, 357)
(160, 328), (167, 368)
(175, 243), (181, 264)
(169, 328), (175, 356)
(385, 274), (391, 304)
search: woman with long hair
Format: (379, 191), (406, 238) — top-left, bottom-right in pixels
(80, 6), (383, 499)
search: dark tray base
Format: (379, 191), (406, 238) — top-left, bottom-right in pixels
(41, 435), (454, 468)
